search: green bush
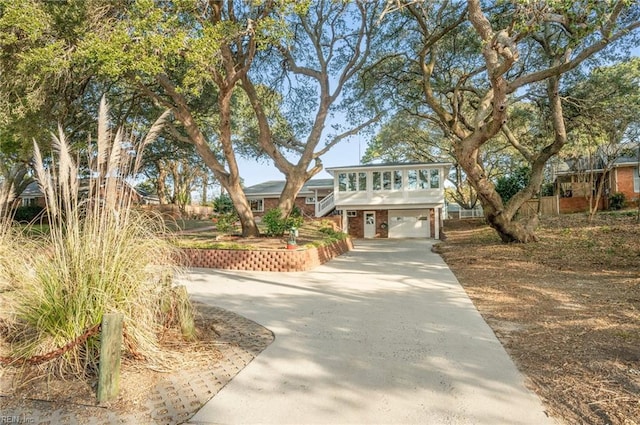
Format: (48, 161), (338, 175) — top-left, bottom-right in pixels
(215, 212), (239, 234)
(212, 194), (235, 214)
(609, 192), (626, 210)
(495, 166), (530, 203)
(290, 205), (302, 218)
(319, 227), (348, 243)
(541, 182), (554, 197)
(263, 207), (303, 237)
(12, 205), (45, 222)
(288, 209), (304, 229)
(263, 208), (288, 236)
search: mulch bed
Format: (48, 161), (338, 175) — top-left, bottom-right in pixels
(434, 213), (640, 425)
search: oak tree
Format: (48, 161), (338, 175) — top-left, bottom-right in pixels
(374, 0), (640, 242)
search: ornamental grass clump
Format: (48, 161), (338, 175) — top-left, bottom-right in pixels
(9, 98), (184, 378)
(0, 187), (31, 293)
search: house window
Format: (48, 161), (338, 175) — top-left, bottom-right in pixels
(393, 170), (402, 190)
(382, 171), (391, 190)
(338, 173), (347, 192)
(305, 196), (316, 204)
(407, 170), (417, 190)
(358, 172), (367, 191)
(373, 172), (381, 191)
(418, 170), (429, 189)
(21, 197), (36, 207)
(347, 172), (357, 191)
(430, 169), (440, 188)
(634, 168), (640, 193)
(347, 210), (357, 217)
(249, 199), (264, 212)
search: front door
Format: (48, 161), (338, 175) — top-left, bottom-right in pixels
(364, 211), (376, 238)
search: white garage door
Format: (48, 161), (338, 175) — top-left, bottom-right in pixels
(388, 210), (430, 238)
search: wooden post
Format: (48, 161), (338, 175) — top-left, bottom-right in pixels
(97, 312), (123, 403)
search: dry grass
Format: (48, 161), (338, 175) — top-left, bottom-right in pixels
(1, 98), (187, 380)
(435, 212), (640, 425)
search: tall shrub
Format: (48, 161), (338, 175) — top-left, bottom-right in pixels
(609, 192), (626, 210)
(263, 207), (304, 237)
(9, 98), (184, 377)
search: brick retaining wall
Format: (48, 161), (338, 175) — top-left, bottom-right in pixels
(180, 238), (353, 272)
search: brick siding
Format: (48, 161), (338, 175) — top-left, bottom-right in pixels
(254, 190), (333, 218)
(559, 196), (605, 214)
(346, 210), (389, 238)
(614, 166), (639, 202)
(258, 196), (316, 217)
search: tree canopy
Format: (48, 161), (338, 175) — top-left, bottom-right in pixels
(1, 0), (639, 241)
(363, 0), (640, 242)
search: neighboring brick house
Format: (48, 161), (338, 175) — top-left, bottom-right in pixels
(16, 180), (150, 208)
(16, 181), (47, 208)
(554, 156), (640, 213)
(246, 162), (452, 239)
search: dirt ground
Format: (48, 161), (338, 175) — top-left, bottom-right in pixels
(434, 212), (640, 425)
(2, 213), (638, 423)
(0, 302), (273, 423)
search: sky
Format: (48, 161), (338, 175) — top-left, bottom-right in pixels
(237, 133), (366, 188)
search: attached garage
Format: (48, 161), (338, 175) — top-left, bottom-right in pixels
(327, 162), (450, 240)
(388, 210), (430, 238)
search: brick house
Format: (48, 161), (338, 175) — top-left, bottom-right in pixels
(16, 180), (151, 208)
(554, 156), (640, 213)
(16, 181), (47, 208)
(244, 179), (335, 218)
(245, 162), (451, 239)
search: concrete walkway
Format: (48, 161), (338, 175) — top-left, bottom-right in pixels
(182, 239), (555, 425)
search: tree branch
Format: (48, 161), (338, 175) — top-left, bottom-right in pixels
(314, 112), (383, 158)
(502, 124), (534, 162)
(508, 20), (640, 92)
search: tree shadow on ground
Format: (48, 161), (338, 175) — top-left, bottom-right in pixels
(181, 239), (552, 424)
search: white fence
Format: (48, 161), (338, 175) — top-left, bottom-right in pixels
(459, 207), (484, 219)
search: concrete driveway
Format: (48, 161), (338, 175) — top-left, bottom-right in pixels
(183, 239), (555, 425)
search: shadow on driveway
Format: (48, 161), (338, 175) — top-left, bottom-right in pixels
(182, 239), (555, 425)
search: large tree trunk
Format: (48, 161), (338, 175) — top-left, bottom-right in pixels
(455, 76), (566, 243)
(155, 161), (170, 204)
(225, 178), (260, 237)
(458, 163), (540, 243)
(277, 170), (317, 218)
(156, 75), (260, 237)
(239, 1), (377, 220)
(454, 142), (538, 243)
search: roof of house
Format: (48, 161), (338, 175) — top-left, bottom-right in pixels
(555, 144), (639, 175)
(555, 156), (639, 176)
(325, 161), (453, 174)
(18, 181), (42, 197)
(18, 179), (146, 198)
(613, 156), (639, 166)
(244, 179), (334, 197)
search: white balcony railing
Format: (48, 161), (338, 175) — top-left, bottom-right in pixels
(315, 192), (335, 217)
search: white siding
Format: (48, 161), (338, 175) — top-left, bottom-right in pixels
(333, 165), (447, 209)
